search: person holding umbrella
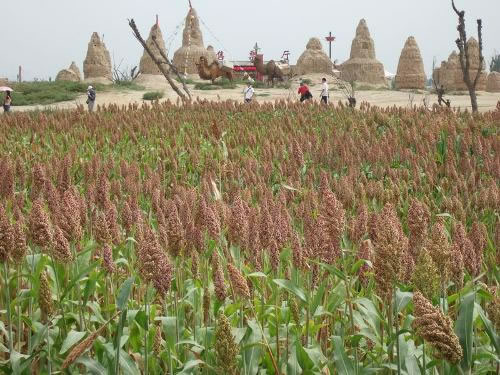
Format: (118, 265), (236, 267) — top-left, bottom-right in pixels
(1, 89), (12, 113)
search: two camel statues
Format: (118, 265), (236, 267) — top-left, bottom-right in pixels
(195, 55), (289, 86)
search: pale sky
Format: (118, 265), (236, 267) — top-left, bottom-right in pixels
(1, 0), (499, 81)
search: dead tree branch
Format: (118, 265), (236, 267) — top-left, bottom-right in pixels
(151, 35), (192, 100)
(451, 0), (484, 113)
(128, 18), (190, 102)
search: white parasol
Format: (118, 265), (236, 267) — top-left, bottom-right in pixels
(0, 87), (14, 92)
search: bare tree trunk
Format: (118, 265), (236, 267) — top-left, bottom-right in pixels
(128, 19), (190, 101)
(151, 36), (192, 100)
(451, 0), (484, 113)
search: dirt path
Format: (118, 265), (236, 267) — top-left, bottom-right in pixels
(10, 74), (500, 113)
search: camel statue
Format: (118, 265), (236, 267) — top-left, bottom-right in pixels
(253, 55), (284, 86)
(196, 56), (233, 84)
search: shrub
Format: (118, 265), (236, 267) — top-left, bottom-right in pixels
(142, 91), (164, 101)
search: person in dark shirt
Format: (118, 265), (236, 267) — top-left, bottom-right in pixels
(86, 86), (96, 112)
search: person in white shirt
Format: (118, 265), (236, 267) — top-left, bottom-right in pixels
(320, 78), (329, 104)
(244, 82), (255, 103)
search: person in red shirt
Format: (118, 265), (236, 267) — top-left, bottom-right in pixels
(298, 81), (313, 102)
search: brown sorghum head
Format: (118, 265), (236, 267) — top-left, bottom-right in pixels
(319, 188), (345, 263)
(203, 287), (210, 325)
(357, 239), (374, 286)
(102, 243), (116, 274)
(469, 221), (487, 275)
(453, 222), (477, 277)
(94, 211), (111, 245)
(373, 203), (406, 302)
(61, 323), (108, 370)
(0, 205), (13, 263)
(227, 263), (250, 300)
(51, 225), (74, 263)
(407, 198), (430, 257)
(228, 194), (249, 249)
(412, 291), (463, 364)
(426, 220), (452, 287)
(215, 313), (239, 375)
(11, 221), (28, 265)
(212, 252), (227, 302)
(349, 204), (368, 245)
(136, 225), (173, 297)
(29, 199), (54, 250)
(165, 199), (184, 258)
(39, 270), (53, 321)
(412, 248), (440, 300)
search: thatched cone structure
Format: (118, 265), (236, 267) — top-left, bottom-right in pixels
(173, 7), (217, 74)
(395, 37), (426, 89)
(434, 38), (487, 91)
(340, 19), (385, 85)
(83, 32), (112, 84)
(139, 19), (167, 75)
(56, 61), (82, 82)
(486, 71), (500, 92)
(295, 38), (333, 75)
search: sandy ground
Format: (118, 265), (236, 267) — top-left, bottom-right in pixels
(10, 73), (500, 113)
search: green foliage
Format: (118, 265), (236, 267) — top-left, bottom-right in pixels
(0, 104), (497, 374)
(9, 80), (144, 106)
(490, 52), (500, 73)
(194, 78), (237, 90)
(142, 91), (164, 101)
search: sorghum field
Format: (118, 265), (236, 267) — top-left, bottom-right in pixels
(0, 100), (499, 375)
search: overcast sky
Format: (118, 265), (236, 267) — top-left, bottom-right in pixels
(1, 0), (499, 81)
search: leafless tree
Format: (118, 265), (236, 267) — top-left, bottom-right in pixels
(128, 19), (191, 101)
(451, 0), (484, 113)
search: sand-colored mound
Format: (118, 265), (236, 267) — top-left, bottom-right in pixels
(395, 37), (426, 90)
(83, 32), (112, 84)
(486, 71), (500, 92)
(139, 19), (167, 75)
(434, 38), (487, 91)
(340, 19), (385, 86)
(56, 62), (82, 82)
(172, 8), (217, 74)
(295, 38), (333, 76)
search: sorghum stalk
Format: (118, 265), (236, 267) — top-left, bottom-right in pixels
(50, 257), (68, 336)
(115, 308), (127, 375)
(394, 288), (401, 375)
(144, 284), (149, 375)
(3, 263), (13, 354)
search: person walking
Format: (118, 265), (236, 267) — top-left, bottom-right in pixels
(243, 82), (255, 103)
(320, 78), (329, 104)
(3, 91), (12, 112)
(298, 81), (312, 102)
(86, 85), (96, 112)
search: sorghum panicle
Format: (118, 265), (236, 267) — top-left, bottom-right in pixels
(412, 291), (463, 364)
(227, 263), (250, 299)
(215, 313), (239, 375)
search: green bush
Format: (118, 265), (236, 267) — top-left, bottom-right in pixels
(10, 81), (91, 106)
(194, 78), (237, 90)
(113, 80), (145, 91)
(142, 91), (164, 101)
(9, 80), (143, 106)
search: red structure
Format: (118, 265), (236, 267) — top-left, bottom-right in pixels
(325, 32), (336, 59)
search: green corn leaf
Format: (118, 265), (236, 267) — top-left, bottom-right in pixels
(116, 276), (135, 311)
(332, 336), (355, 375)
(455, 292), (475, 372)
(74, 356), (108, 375)
(60, 330), (87, 355)
(273, 279), (307, 303)
(477, 305), (499, 354)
